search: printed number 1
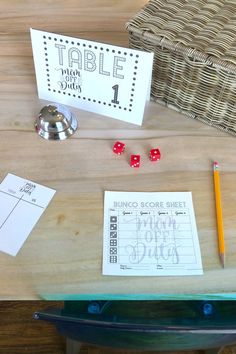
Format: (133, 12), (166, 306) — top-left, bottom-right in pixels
(111, 84), (119, 104)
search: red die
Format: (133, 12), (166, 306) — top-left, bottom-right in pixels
(149, 148), (161, 162)
(130, 154), (140, 168)
(113, 141), (125, 155)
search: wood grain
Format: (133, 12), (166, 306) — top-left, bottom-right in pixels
(0, 301), (231, 354)
(0, 301), (235, 353)
(0, 301), (65, 354)
(1, 0), (236, 300)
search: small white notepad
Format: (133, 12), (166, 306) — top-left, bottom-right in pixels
(103, 191), (203, 276)
(0, 174), (56, 256)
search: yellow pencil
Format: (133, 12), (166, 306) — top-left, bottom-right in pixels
(213, 161), (225, 268)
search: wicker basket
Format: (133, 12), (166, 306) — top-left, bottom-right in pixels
(127, 0), (236, 135)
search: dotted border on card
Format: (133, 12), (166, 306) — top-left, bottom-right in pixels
(43, 35), (139, 112)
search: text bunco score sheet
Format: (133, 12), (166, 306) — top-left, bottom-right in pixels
(103, 191), (203, 276)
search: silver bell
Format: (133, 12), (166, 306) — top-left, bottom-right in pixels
(35, 103), (78, 140)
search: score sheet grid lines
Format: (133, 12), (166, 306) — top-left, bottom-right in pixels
(0, 190), (45, 230)
(0, 174), (56, 256)
(103, 191), (203, 276)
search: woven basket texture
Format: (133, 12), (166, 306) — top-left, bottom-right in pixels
(127, 0), (236, 135)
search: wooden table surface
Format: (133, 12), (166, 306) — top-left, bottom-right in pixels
(1, 0), (236, 300)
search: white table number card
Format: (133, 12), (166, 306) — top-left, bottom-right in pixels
(30, 29), (154, 125)
(103, 191), (203, 276)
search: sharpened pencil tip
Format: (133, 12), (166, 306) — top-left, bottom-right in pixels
(220, 253), (225, 268)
